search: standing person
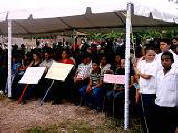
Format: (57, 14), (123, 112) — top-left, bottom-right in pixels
(171, 37), (178, 67)
(154, 51), (178, 133)
(136, 47), (157, 133)
(156, 38), (176, 71)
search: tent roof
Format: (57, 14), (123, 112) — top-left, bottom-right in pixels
(0, 0), (178, 36)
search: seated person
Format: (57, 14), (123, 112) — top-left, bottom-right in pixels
(58, 49), (75, 65)
(74, 54), (92, 82)
(79, 60), (104, 111)
(12, 50), (41, 100)
(105, 58), (125, 117)
(73, 54), (92, 104)
(40, 49), (54, 70)
(50, 49), (75, 104)
(100, 55), (113, 75)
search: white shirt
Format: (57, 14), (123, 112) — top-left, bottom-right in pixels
(172, 55), (178, 68)
(176, 66), (178, 107)
(39, 59), (54, 70)
(155, 66), (178, 107)
(76, 63), (92, 79)
(100, 64), (111, 75)
(137, 59), (157, 94)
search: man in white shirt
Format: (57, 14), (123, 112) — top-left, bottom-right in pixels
(156, 38), (176, 72)
(155, 51), (178, 133)
(38, 50), (54, 99)
(40, 51), (54, 71)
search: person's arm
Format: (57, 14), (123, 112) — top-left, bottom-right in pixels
(27, 61), (34, 68)
(135, 88), (141, 104)
(86, 78), (92, 93)
(95, 78), (103, 88)
(139, 73), (152, 79)
(136, 68), (152, 79)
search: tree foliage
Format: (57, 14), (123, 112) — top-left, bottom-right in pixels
(88, 29), (178, 41)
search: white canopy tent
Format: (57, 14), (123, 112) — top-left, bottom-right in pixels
(0, 0), (178, 130)
(0, 0), (178, 35)
(0, 11), (177, 36)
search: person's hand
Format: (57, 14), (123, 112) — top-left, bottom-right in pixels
(74, 77), (83, 83)
(106, 70), (113, 74)
(141, 56), (145, 60)
(86, 86), (92, 94)
(136, 70), (141, 76)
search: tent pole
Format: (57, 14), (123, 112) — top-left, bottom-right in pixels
(73, 29), (76, 52)
(124, 3), (131, 130)
(8, 19), (12, 97)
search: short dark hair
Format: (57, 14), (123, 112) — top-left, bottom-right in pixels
(82, 53), (91, 60)
(172, 37), (178, 41)
(32, 49), (41, 57)
(145, 47), (155, 53)
(92, 59), (100, 66)
(160, 38), (171, 45)
(161, 51), (174, 63)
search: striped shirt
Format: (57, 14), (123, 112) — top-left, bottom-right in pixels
(90, 72), (104, 86)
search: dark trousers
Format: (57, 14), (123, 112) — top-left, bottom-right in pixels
(73, 78), (89, 104)
(0, 67), (7, 92)
(140, 94), (156, 133)
(154, 105), (178, 133)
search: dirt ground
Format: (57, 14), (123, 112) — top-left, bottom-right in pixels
(0, 98), (105, 133)
(0, 98), (177, 133)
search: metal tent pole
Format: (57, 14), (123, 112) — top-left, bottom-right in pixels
(8, 19), (12, 97)
(124, 3), (132, 130)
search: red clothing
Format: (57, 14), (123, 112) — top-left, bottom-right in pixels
(59, 59), (74, 65)
(71, 43), (80, 50)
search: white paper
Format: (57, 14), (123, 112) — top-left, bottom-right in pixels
(19, 67), (46, 84)
(45, 63), (74, 81)
(104, 74), (125, 84)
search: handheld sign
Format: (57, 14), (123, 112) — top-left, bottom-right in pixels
(104, 74), (125, 84)
(45, 62), (74, 81)
(19, 67), (46, 84)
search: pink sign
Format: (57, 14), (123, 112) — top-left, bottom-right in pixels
(104, 74), (125, 84)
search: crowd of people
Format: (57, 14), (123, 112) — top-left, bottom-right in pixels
(0, 37), (177, 133)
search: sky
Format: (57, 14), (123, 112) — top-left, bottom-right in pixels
(0, 0), (177, 20)
(0, 0), (173, 13)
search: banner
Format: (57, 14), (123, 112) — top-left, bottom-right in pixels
(104, 74), (125, 84)
(19, 67), (46, 84)
(45, 62), (74, 81)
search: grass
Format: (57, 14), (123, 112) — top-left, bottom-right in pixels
(26, 117), (142, 133)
